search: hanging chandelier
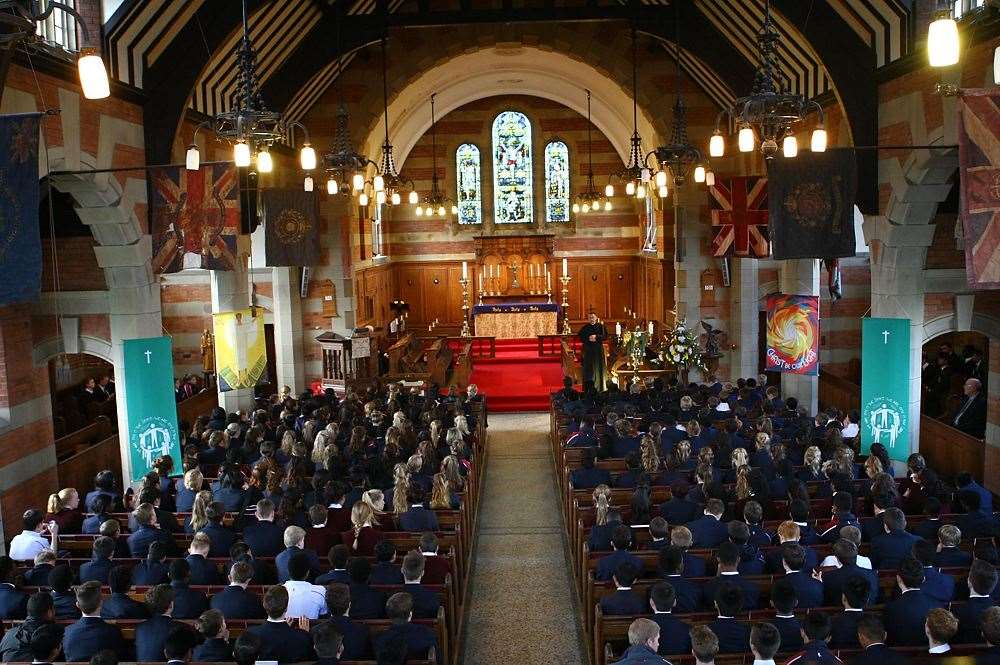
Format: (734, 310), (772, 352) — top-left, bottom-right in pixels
(707, 0), (827, 160)
(647, 1), (713, 196)
(369, 35), (416, 208)
(572, 90), (610, 214)
(186, 0), (314, 183)
(606, 26), (651, 201)
(415, 94), (457, 218)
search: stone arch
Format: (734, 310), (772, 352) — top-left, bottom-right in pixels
(32, 336), (115, 367)
(922, 314), (1000, 343)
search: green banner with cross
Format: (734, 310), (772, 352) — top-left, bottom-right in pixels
(861, 317), (911, 463)
(123, 337), (182, 482)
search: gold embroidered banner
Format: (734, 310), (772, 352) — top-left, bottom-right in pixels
(213, 309), (267, 392)
(474, 311), (557, 339)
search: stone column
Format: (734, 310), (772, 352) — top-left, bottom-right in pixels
(779, 259), (820, 413)
(272, 266), (305, 394)
(730, 258), (760, 380)
(210, 255), (255, 414)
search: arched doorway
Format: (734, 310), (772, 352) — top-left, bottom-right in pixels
(48, 352), (116, 438)
(920, 331), (989, 432)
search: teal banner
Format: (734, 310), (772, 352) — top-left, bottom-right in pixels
(861, 318), (911, 462)
(123, 337), (182, 482)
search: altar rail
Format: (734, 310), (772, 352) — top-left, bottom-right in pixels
(445, 336), (496, 360)
(538, 334), (580, 358)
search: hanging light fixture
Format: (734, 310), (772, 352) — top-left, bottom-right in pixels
(646, 1), (712, 197)
(574, 90), (607, 214)
(186, 0), (313, 173)
(606, 26), (650, 198)
(928, 2), (960, 67)
(707, 0), (826, 160)
(414, 93), (455, 218)
(371, 35), (415, 206)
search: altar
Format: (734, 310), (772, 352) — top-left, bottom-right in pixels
(473, 302), (559, 339)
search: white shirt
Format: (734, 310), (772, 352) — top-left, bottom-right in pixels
(283, 580), (327, 619)
(819, 554), (872, 569)
(928, 644), (951, 654)
(754, 660), (777, 665)
(8, 531), (48, 562)
(842, 423), (859, 438)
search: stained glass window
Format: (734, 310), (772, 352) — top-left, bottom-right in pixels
(456, 143), (482, 225)
(492, 111), (533, 224)
(544, 140), (570, 223)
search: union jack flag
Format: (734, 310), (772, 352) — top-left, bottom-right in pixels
(150, 164), (240, 274)
(709, 176), (770, 258)
(959, 90), (1000, 289)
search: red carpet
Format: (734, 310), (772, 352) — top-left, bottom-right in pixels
(470, 338), (565, 412)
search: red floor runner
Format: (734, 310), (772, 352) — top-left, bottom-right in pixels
(470, 338), (564, 412)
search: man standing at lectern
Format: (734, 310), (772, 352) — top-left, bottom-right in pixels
(578, 312), (608, 392)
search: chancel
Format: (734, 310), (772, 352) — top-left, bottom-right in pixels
(0, 0), (999, 664)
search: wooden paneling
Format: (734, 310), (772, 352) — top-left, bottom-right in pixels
(354, 264), (393, 328)
(389, 262), (466, 327)
(635, 256), (672, 324)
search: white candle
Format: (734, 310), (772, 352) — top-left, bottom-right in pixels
(547, 271), (551, 291)
(462, 261), (468, 279)
(479, 273), (483, 292)
(648, 321), (654, 335)
(562, 258), (568, 277)
(615, 322), (622, 336)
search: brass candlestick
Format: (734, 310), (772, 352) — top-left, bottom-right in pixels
(459, 276), (471, 337)
(560, 274), (572, 335)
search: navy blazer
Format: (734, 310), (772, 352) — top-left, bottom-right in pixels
(884, 589), (943, 646)
(910, 518), (943, 542)
(704, 573), (761, 609)
(373, 622), (438, 664)
(870, 529), (920, 570)
(659, 499), (699, 526)
(662, 575), (702, 612)
(136, 615), (185, 661)
(210, 585), (266, 619)
(184, 554), (224, 585)
(772, 615), (804, 652)
(23, 565), (54, 587)
(707, 617), (750, 653)
(651, 613), (691, 657)
(829, 610), (865, 648)
(128, 508), (180, 534)
(200, 523), (238, 558)
(81, 513), (112, 534)
(168, 581), (208, 619)
(369, 562), (404, 585)
(101, 592), (150, 620)
(347, 582), (387, 620)
(954, 595), (994, 644)
(595, 550), (644, 582)
(241, 520), (285, 557)
(403, 583), (441, 619)
(131, 560), (169, 586)
(822, 564), (880, 606)
(955, 512), (998, 540)
(685, 515), (729, 548)
(63, 616), (126, 662)
(0, 584), (28, 619)
(276, 546), (322, 583)
(127, 525), (175, 558)
(921, 566), (955, 604)
(786, 639), (843, 665)
(315, 568), (351, 586)
(52, 591), (81, 619)
(784, 570), (824, 608)
(847, 643), (911, 665)
(682, 552), (707, 578)
(935, 547), (973, 568)
(398, 506), (440, 532)
(193, 638), (233, 662)
(79, 557), (114, 585)
(247, 620), (315, 664)
(588, 523), (618, 552)
(212, 486), (246, 513)
(571, 467), (613, 490)
(325, 614), (370, 660)
(599, 589), (647, 616)
(860, 515), (887, 543)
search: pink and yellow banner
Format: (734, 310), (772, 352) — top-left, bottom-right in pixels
(765, 293), (820, 375)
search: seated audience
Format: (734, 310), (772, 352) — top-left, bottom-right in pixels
(62, 582), (125, 662)
(102, 565), (149, 620)
(135, 584), (184, 661)
(193, 609), (233, 661)
(210, 561), (266, 620)
(373, 592), (438, 663)
(246, 585), (315, 663)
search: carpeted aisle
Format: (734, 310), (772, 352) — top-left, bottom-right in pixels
(469, 338), (565, 412)
(461, 413), (585, 664)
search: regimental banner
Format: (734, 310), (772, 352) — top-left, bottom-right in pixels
(765, 293), (820, 375)
(150, 164), (240, 274)
(123, 337), (181, 481)
(709, 176), (770, 258)
(766, 148), (858, 260)
(0, 113), (43, 305)
(958, 89), (1000, 289)
(213, 308), (267, 392)
(861, 318), (910, 461)
(261, 188), (320, 266)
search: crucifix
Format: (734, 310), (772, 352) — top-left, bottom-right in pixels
(882, 330), (890, 344)
(144, 349), (152, 364)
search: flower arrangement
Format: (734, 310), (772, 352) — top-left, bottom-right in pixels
(661, 319), (705, 371)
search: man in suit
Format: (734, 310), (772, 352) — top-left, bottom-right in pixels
(168, 558), (209, 619)
(670, 527), (707, 578)
(925, 608), (960, 655)
(954, 560), (998, 644)
(935, 524), (973, 568)
(912, 539), (954, 604)
(127, 503), (176, 558)
(884, 556), (944, 646)
(829, 575), (871, 649)
(277, 526), (323, 583)
(571, 447), (612, 489)
(135, 584), (185, 661)
(685, 499), (729, 549)
(62, 581), (126, 662)
(953, 378), (987, 438)
(820, 492), (862, 544)
(728, 521), (765, 575)
(911, 497), (944, 542)
(0, 556), (28, 620)
(128, 487), (180, 534)
(956, 472), (993, 517)
(132, 540), (170, 586)
(242, 499), (285, 558)
(200, 502), (237, 558)
(370, 540), (404, 585)
(401, 550), (440, 620)
(648, 581), (691, 657)
(659, 482), (700, 526)
(781, 543), (824, 608)
(704, 542), (761, 610)
(211, 561), (266, 619)
(822, 539), (879, 607)
(612, 618), (666, 665)
(850, 615), (909, 665)
(417, 532), (451, 585)
(657, 546), (703, 612)
(870, 508), (920, 570)
(310, 621), (344, 665)
(749, 623), (781, 665)
(373, 592), (438, 664)
(769, 578), (804, 652)
(596, 525), (644, 582)
(785, 613), (843, 665)
(955, 491), (999, 540)
(600, 562), (646, 616)
(193, 609), (233, 661)
(46, 565), (79, 620)
(708, 582), (751, 653)
(346, 558), (386, 620)
(101, 565), (149, 620)
(322, 583), (371, 660)
(247, 585), (315, 663)
(315, 545), (351, 586)
(765, 521), (818, 574)
(398, 485), (440, 532)
(78, 536), (115, 585)
(859, 494), (892, 543)
(185, 532), (224, 585)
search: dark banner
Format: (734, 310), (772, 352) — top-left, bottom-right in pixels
(959, 90), (1000, 289)
(472, 302), (560, 315)
(261, 188), (320, 267)
(0, 113), (42, 305)
(766, 148), (857, 260)
(150, 164), (240, 273)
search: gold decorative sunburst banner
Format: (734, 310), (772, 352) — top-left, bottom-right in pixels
(262, 188), (320, 266)
(213, 308), (267, 392)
